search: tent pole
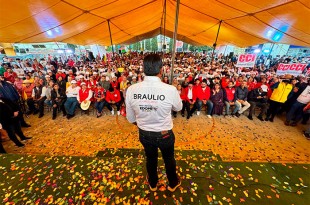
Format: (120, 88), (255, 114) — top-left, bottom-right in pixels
(163, 0), (167, 53)
(211, 20), (223, 67)
(169, 0), (180, 84)
(108, 20), (114, 58)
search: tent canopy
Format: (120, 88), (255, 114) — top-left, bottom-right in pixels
(0, 0), (309, 47)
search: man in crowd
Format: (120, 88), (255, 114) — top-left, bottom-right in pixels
(234, 80), (250, 117)
(247, 85), (268, 121)
(64, 80), (80, 119)
(223, 81), (240, 116)
(32, 82), (47, 118)
(190, 81), (213, 118)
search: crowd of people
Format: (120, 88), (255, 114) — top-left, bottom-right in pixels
(0, 51), (310, 153)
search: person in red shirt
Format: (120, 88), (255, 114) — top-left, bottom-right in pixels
(190, 81), (213, 118)
(223, 81), (240, 116)
(106, 86), (122, 115)
(94, 83), (107, 118)
(247, 77), (256, 92)
(4, 68), (17, 83)
(181, 82), (197, 119)
(77, 82), (93, 111)
(110, 76), (119, 89)
(56, 69), (66, 80)
(221, 76), (230, 89)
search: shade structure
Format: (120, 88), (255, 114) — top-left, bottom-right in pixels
(0, 0), (309, 47)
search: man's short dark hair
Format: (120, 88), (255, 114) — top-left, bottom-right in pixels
(143, 54), (163, 76)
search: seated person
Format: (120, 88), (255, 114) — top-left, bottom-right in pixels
(223, 81), (240, 116)
(247, 85), (268, 120)
(106, 86), (122, 115)
(51, 83), (67, 120)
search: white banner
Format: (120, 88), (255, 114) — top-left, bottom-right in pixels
(276, 63), (307, 76)
(235, 54), (257, 67)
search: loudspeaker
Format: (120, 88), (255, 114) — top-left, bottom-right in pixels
(203, 50), (207, 54)
(118, 50), (122, 54)
(163, 44), (166, 49)
(88, 51), (95, 61)
(229, 52), (234, 58)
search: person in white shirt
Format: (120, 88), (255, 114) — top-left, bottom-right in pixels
(32, 82), (47, 118)
(64, 80), (80, 119)
(126, 54), (182, 192)
(285, 85), (310, 126)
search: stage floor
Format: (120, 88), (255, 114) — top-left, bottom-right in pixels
(2, 111), (309, 163)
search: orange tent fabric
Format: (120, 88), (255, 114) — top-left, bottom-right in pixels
(0, 0), (309, 47)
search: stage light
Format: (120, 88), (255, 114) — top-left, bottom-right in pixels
(254, 49), (261, 53)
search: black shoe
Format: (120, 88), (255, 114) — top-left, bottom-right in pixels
(186, 115), (190, 120)
(173, 114), (177, 118)
(181, 113), (185, 117)
(290, 122), (297, 126)
(303, 132), (310, 140)
(67, 114), (74, 120)
(63, 113), (67, 117)
(21, 123), (31, 128)
(33, 110), (39, 115)
(257, 116), (264, 121)
(21, 137), (32, 141)
(167, 179), (181, 192)
(247, 116), (253, 120)
(26, 111), (32, 115)
(38, 114), (44, 118)
(284, 120), (290, 126)
(235, 113), (240, 118)
(16, 143), (25, 147)
(269, 118), (274, 122)
(52, 116), (56, 120)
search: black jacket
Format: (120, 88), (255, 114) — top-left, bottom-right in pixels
(0, 98), (15, 128)
(235, 86), (248, 101)
(248, 88), (267, 103)
(51, 89), (66, 105)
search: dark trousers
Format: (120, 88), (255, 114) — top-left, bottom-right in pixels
(286, 101), (306, 123)
(181, 100), (190, 116)
(3, 122), (25, 146)
(107, 101), (122, 111)
(139, 128), (178, 187)
(95, 101), (109, 113)
(52, 100), (66, 118)
(0, 133), (6, 153)
(27, 98), (36, 112)
(248, 101), (268, 117)
(35, 97), (46, 115)
(266, 100), (283, 120)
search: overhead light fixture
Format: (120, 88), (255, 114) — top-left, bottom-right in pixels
(254, 49), (261, 53)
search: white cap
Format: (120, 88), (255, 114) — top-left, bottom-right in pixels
(79, 75), (84, 78)
(71, 80), (77, 84)
(261, 85), (268, 92)
(45, 75), (50, 78)
(81, 82), (86, 86)
(93, 72), (98, 74)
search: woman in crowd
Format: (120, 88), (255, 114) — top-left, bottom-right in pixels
(211, 83), (224, 115)
(51, 83), (67, 120)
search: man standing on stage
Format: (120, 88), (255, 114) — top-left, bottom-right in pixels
(126, 54), (182, 192)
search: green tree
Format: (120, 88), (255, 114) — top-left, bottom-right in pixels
(151, 37), (158, 51)
(189, 44), (196, 52)
(182, 42), (188, 52)
(168, 38), (173, 53)
(145, 39), (151, 51)
(132, 42), (139, 51)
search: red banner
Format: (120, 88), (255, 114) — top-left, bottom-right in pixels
(276, 63), (307, 76)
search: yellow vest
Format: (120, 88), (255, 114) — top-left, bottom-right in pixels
(270, 82), (293, 103)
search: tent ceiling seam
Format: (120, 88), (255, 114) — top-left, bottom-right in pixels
(60, 0), (107, 20)
(189, 22), (220, 37)
(109, 0), (158, 20)
(172, 0), (220, 21)
(15, 12), (86, 43)
(252, 16), (310, 45)
(297, 0), (310, 9)
(60, 21), (107, 42)
(223, 0), (298, 21)
(86, 0), (119, 12)
(109, 21), (131, 36)
(0, 1), (62, 30)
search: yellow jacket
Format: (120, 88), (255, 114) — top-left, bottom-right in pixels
(270, 82), (293, 103)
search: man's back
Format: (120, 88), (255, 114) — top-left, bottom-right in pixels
(126, 76), (182, 132)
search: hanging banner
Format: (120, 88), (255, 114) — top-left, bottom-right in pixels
(276, 63), (307, 76)
(235, 54), (257, 67)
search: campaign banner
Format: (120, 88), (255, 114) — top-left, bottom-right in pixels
(235, 54), (257, 67)
(276, 63), (307, 76)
